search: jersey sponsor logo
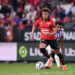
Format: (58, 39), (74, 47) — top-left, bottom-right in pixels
(47, 22), (51, 25)
(42, 29), (49, 34)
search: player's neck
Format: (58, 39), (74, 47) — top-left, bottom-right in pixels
(43, 18), (49, 22)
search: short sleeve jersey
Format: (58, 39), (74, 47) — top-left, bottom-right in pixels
(56, 28), (64, 40)
(34, 18), (56, 40)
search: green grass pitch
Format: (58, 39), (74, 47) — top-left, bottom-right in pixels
(0, 63), (75, 75)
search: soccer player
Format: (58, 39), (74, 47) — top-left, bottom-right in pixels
(45, 23), (64, 69)
(56, 24), (64, 51)
(30, 7), (67, 70)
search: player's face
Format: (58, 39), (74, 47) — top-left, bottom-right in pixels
(42, 11), (49, 20)
(57, 25), (62, 32)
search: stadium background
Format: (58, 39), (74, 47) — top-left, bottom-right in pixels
(0, 0), (75, 62)
(0, 0), (75, 75)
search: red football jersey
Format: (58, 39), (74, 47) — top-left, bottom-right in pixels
(34, 18), (56, 40)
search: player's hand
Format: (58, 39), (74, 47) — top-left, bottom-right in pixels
(30, 33), (34, 41)
(61, 45), (64, 50)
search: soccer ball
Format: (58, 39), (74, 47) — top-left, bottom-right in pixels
(36, 61), (44, 70)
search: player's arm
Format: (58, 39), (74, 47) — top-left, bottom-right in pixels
(31, 25), (37, 40)
(60, 35), (64, 50)
(47, 26), (57, 35)
(50, 26), (57, 35)
(47, 19), (57, 35)
(31, 19), (39, 40)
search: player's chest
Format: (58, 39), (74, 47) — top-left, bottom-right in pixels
(39, 21), (51, 28)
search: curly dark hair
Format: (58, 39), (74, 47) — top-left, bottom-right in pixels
(41, 7), (50, 13)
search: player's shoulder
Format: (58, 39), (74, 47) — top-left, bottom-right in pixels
(49, 18), (55, 22)
(35, 18), (42, 22)
(34, 18), (42, 26)
(49, 18), (55, 25)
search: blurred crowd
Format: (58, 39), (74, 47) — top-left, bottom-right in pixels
(0, 0), (75, 30)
